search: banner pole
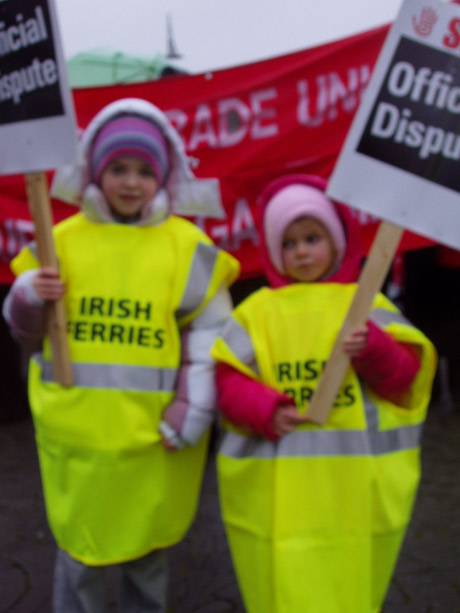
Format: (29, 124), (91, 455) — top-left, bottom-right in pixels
(25, 173), (73, 387)
(306, 220), (403, 425)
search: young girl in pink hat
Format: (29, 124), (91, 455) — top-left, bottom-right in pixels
(212, 174), (436, 613)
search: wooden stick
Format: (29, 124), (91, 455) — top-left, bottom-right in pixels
(25, 173), (73, 387)
(306, 220), (403, 425)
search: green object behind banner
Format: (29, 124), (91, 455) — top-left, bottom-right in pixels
(67, 50), (185, 87)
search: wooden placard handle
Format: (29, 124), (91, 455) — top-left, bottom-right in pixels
(306, 220), (403, 425)
(25, 173), (73, 387)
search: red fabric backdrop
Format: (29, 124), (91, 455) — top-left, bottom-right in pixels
(0, 24), (435, 284)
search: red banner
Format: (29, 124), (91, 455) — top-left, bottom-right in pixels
(0, 24), (435, 284)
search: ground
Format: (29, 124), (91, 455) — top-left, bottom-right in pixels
(1, 396), (460, 612)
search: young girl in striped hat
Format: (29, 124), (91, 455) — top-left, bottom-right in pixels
(3, 98), (239, 612)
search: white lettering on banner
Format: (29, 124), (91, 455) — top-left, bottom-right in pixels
(188, 104), (218, 150)
(167, 67), (371, 152)
(349, 209), (379, 226)
(209, 224), (228, 249)
(231, 199), (259, 250)
(165, 108), (188, 134)
(297, 78), (326, 127)
(166, 87), (280, 151)
(205, 199), (258, 251)
(297, 65), (371, 127)
(0, 219), (34, 262)
(218, 98), (250, 147)
(250, 88), (279, 139)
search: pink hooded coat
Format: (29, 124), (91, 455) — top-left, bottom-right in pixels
(216, 175), (420, 440)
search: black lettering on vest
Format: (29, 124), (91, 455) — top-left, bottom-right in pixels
(79, 297), (87, 315)
(127, 326), (136, 344)
(277, 362), (292, 382)
(91, 323), (106, 342)
(89, 297), (104, 316)
(107, 298), (115, 317)
(137, 326), (151, 347)
(304, 360), (320, 381)
(134, 301), (152, 321)
(295, 361), (302, 380)
(153, 329), (165, 348)
(283, 388), (297, 403)
(74, 321), (88, 341)
(343, 384), (356, 406)
(300, 386), (314, 405)
(334, 384), (357, 408)
(276, 360), (326, 383)
(117, 299), (131, 319)
(109, 325), (124, 343)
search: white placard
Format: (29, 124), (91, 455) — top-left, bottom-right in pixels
(0, 0), (77, 175)
(328, 0), (460, 250)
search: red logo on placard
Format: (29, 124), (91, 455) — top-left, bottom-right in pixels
(412, 7), (438, 36)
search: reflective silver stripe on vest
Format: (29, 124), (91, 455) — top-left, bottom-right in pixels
(363, 392), (421, 454)
(176, 243), (217, 320)
(35, 355), (177, 392)
(219, 392), (422, 459)
(370, 308), (414, 329)
(221, 318), (260, 377)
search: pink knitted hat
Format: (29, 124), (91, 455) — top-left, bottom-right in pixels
(90, 115), (170, 185)
(264, 184), (346, 275)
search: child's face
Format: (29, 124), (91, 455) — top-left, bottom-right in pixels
(281, 217), (336, 282)
(100, 157), (159, 219)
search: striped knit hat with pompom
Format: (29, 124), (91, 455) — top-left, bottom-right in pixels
(89, 114), (170, 185)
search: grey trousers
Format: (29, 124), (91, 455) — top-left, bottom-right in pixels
(53, 548), (168, 613)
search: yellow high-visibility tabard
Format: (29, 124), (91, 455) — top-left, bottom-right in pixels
(212, 283), (436, 613)
(13, 213), (239, 565)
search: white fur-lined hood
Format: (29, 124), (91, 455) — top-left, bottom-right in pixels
(51, 98), (225, 220)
